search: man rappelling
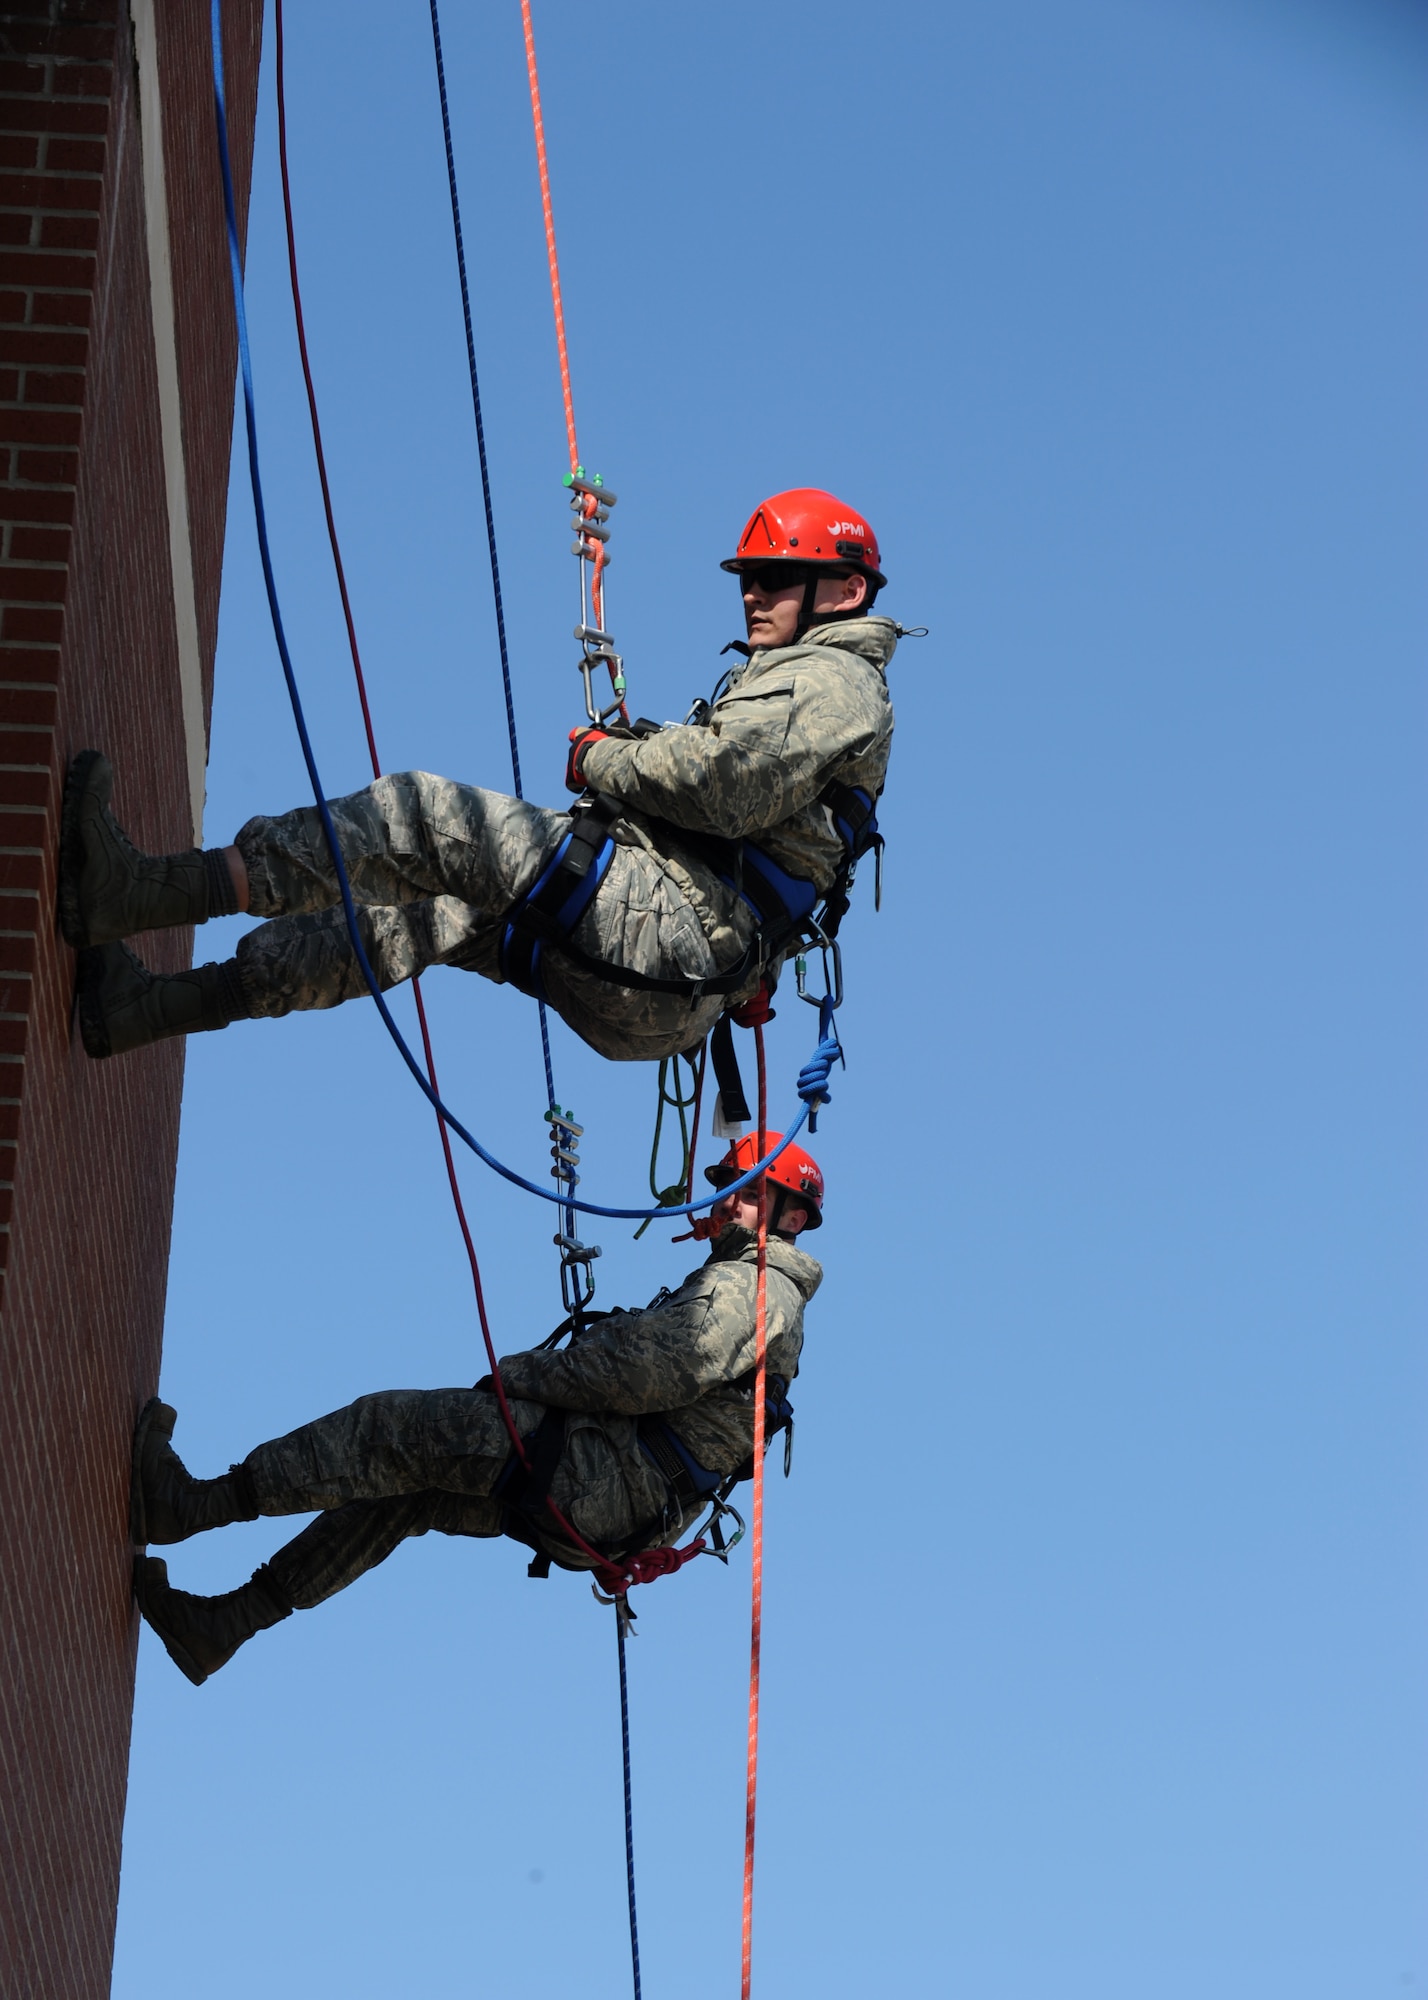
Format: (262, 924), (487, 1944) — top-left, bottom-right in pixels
(129, 1137), (824, 1683)
(60, 490), (896, 1065)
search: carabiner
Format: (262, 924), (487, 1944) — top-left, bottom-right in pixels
(794, 924), (844, 1012)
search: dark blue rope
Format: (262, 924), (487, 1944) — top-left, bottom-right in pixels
(427, 0), (522, 802)
(207, 0), (826, 1220)
(427, 0), (557, 1114)
(615, 1608), (642, 1998)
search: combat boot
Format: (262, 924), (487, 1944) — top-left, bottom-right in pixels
(130, 1397), (260, 1546)
(133, 1555), (293, 1685)
(58, 749), (239, 949)
(75, 940), (248, 1059)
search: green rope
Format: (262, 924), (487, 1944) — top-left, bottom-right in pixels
(633, 1049), (702, 1239)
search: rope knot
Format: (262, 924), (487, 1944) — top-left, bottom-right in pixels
(595, 1537), (708, 1597)
(795, 997), (844, 1131)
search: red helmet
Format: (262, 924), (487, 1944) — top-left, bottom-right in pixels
(720, 488), (886, 590)
(704, 1130), (824, 1229)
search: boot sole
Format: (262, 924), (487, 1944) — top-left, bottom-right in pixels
(57, 749), (108, 951)
(130, 1397), (178, 1546)
(74, 945), (115, 1059)
(132, 1555), (209, 1687)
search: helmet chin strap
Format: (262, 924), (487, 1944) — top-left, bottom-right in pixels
(793, 575), (878, 641)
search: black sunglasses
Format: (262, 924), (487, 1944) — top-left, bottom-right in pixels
(738, 562), (815, 595)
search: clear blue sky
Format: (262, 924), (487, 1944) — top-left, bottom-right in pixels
(115, 3), (1426, 1995)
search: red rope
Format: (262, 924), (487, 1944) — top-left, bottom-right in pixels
(274, 0), (635, 1591)
(741, 1025), (769, 1997)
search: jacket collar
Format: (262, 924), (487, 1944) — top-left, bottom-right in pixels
(737, 614), (898, 679)
(709, 1225), (823, 1301)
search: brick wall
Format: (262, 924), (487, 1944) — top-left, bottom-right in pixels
(0, 4), (260, 1995)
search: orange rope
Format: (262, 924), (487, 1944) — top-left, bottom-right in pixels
(519, 0), (577, 473)
(741, 1024), (770, 1998)
(519, 0), (614, 652)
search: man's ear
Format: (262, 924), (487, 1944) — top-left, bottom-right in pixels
(780, 1203), (811, 1238)
(842, 571), (869, 609)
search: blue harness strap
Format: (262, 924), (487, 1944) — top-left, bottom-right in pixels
(500, 777), (880, 1002)
(501, 794), (620, 999)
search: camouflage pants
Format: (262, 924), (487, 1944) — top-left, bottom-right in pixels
(231, 773), (755, 1061)
(241, 1386), (684, 1608)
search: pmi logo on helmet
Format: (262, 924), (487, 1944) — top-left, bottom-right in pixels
(826, 519), (867, 538)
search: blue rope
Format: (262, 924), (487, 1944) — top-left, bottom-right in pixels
(798, 997), (844, 1135)
(207, 2), (833, 1222)
(615, 1608), (642, 1998)
(427, 0), (557, 1114)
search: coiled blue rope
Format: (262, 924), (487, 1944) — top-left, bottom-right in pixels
(207, 2), (836, 1221)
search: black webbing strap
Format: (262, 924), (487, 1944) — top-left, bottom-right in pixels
(500, 793), (623, 995)
(821, 778), (879, 859)
(494, 1405), (568, 1518)
(501, 792), (765, 1000)
(709, 1013), (751, 1124)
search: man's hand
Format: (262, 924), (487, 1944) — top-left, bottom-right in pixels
(566, 726), (611, 793)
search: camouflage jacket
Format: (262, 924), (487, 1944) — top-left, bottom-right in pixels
(579, 616), (897, 897)
(495, 1228), (823, 1477)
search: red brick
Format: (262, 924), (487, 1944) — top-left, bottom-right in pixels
(0, 98), (109, 139)
(39, 136), (105, 174)
(0, 644), (64, 678)
(0, 63), (49, 96)
(0, 288), (28, 322)
(0, 928), (40, 969)
(0, 891), (43, 933)
(28, 289), (92, 326)
(0, 980), (31, 1021)
(0, 327), (87, 365)
(15, 447), (78, 482)
(0, 565), (68, 601)
(0, 798), (46, 837)
(0, 248), (94, 289)
(0, 849), (43, 891)
(32, 27), (117, 65)
(37, 212), (98, 253)
(1, 605), (62, 644)
(0, 210), (33, 247)
(0, 728), (52, 762)
(18, 368), (83, 407)
(8, 525), (68, 562)
(0, 488), (77, 524)
(50, 63), (111, 100)
(0, 367), (18, 399)
(0, 173), (101, 213)
(0, 407), (82, 447)
(0, 136), (39, 172)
